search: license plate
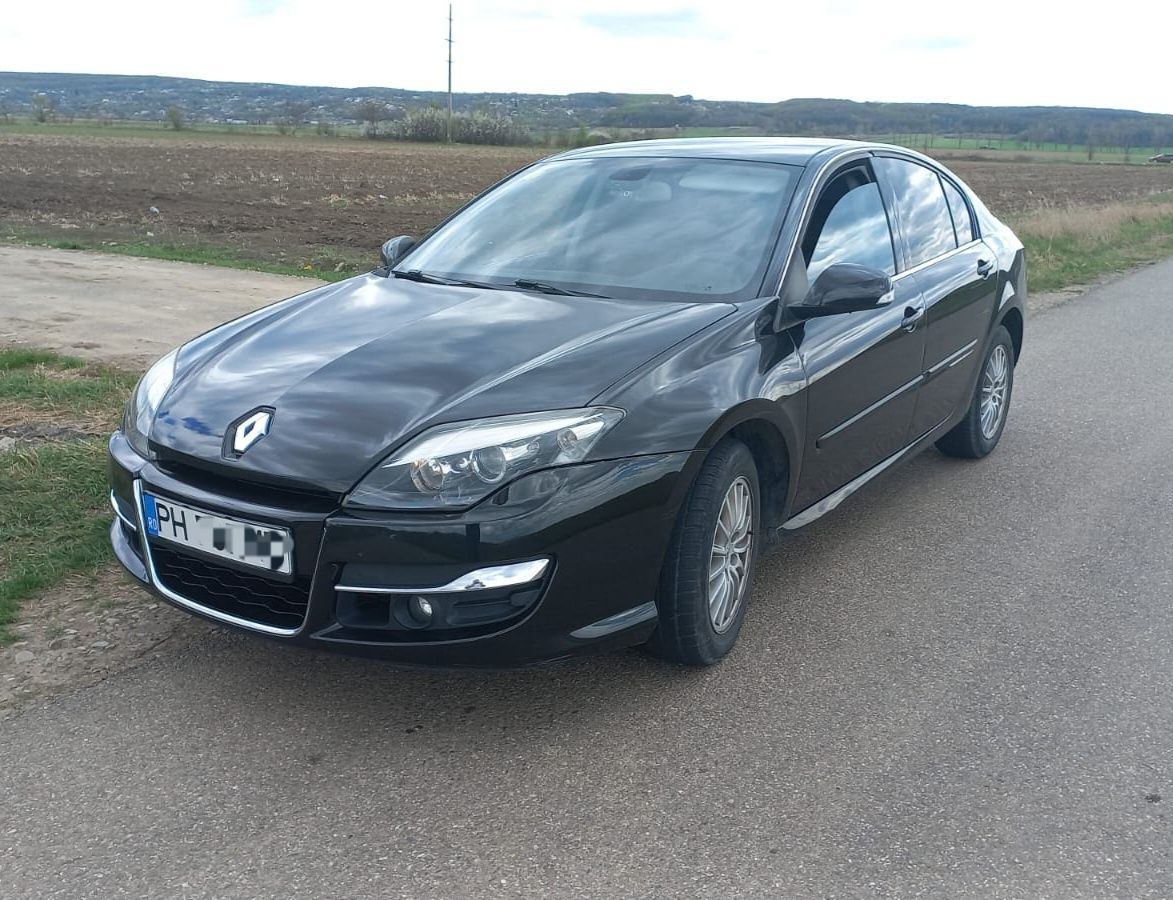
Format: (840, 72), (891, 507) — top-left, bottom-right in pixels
(142, 493), (293, 575)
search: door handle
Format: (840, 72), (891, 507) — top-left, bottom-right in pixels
(901, 305), (924, 333)
(977, 258), (995, 278)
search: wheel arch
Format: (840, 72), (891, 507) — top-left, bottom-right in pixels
(675, 401), (799, 535)
(1000, 305), (1024, 362)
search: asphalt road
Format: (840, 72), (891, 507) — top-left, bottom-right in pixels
(3, 258), (1173, 898)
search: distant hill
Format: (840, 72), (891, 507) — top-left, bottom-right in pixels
(2, 71), (1171, 149)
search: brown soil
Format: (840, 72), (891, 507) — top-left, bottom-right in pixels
(0, 244), (320, 367)
(945, 159), (1173, 216)
(0, 132), (547, 269)
(6, 133), (1173, 262)
(6, 132), (1173, 270)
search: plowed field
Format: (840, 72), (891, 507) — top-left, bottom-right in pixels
(4, 131), (1173, 271)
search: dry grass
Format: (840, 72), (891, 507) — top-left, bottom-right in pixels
(1011, 194), (1173, 292)
(1014, 196), (1173, 240)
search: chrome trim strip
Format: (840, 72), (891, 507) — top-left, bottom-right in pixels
(891, 241), (972, 283)
(110, 489), (137, 532)
(109, 518), (149, 584)
(783, 436), (922, 530)
(926, 339), (979, 376)
(947, 348), (976, 369)
(571, 601), (658, 640)
(816, 374), (924, 447)
(132, 480), (304, 637)
(336, 558), (550, 595)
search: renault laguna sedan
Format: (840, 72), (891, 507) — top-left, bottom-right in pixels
(109, 138), (1025, 667)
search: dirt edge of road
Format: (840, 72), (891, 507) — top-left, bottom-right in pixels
(0, 244), (325, 369)
(1, 567), (211, 720)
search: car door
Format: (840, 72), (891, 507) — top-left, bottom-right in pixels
(872, 155), (1000, 440)
(790, 162), (928, 512)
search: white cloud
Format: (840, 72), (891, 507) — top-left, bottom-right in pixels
(1, 0), (1168, 113)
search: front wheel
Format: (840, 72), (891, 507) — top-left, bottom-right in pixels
(936, 325), (1015, 459)
(647, 438), (760, 666)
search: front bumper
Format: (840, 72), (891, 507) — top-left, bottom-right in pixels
(108, 432), (693, 666)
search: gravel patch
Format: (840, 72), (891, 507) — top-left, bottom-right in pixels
(0, 566), (209, 719)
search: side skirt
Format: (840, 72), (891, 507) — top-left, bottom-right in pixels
(780, 423), (948, 531)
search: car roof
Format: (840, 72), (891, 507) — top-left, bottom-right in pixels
(552, 137), (878, 166)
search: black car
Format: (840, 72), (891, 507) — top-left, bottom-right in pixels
(109, 138), (1025, 667)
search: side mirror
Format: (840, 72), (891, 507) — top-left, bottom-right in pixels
(790, 263), (892, 318)
(380, 235), (416, 268)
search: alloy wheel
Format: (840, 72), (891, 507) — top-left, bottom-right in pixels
(980, 344), (1009, 439)
(708, 475), (753, 633)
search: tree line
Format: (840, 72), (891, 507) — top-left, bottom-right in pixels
(4, 73), (1171, 152)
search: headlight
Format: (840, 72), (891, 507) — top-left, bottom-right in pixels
(122, 349), (178, 457)
(346, 407), (625, 510)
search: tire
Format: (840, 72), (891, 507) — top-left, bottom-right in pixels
(647, 438), (760, 666)
(936, 325), (1015, 459)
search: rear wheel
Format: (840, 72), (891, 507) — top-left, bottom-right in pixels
(936, 325), (1015, 459)
(647, 439), (760, 666)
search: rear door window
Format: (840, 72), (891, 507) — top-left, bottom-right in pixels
(942, 179), (975, 245)
(874, 157), (957, 268)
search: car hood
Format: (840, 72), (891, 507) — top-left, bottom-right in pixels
(151, 273), (732, 493)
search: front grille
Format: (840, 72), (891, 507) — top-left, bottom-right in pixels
(151, 456), (340, 511)
(151, 544), (310, 630)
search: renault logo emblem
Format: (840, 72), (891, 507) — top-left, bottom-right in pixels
(230, 410), (272, 455)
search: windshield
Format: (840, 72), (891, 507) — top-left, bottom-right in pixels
(397, 157), (800, 302)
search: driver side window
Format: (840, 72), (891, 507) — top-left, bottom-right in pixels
(802, 168), (897, 284)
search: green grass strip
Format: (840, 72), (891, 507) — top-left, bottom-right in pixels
(5, 234), (362, 283)
(0, 349), (137, 420)
(0, 349), (139, 642)
(0, 440), (114, 642)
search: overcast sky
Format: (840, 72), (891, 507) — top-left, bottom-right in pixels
(2, 1), (1167, 113)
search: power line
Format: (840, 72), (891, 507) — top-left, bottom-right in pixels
(446, 4), (453, 144)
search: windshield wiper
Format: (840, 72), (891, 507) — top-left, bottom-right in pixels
(513, 278), (609, 298)
(394, 269), (607, 298)
(392, 269), (501, 290)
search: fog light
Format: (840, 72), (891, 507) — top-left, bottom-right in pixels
(408, 595), (434, 625)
